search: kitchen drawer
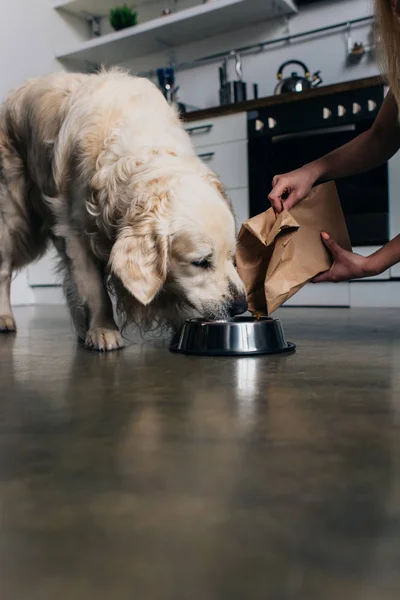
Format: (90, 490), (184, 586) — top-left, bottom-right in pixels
(390, 263), (400, 278)
(28, 250), (60, 287)
(185, 113), (247, 149)
(284, 282), (350, 307)
(350, 280), (400, 307)
(228, 188), (249, 230)
(197, 140), (248, 190)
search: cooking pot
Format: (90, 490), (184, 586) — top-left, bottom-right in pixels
(274, 60), (322, 95)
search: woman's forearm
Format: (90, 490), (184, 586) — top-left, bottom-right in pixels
(366, 235), (400, 276)
(314, 130), (392, 182)
(305, 91), (400, 184)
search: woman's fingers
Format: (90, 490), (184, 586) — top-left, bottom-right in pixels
(320, 231), (343, 258)
(311, 234), (342, 283)
(312, 233), (361, 283)
(312, 271), (331, 283)
(281, 190), (300, 212)
(268, 177), (289, 213)
(268, 170), (313, 213)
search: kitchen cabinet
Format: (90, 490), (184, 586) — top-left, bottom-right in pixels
(196, 141), (248, 190)
(349, 281), (400, 307)
(25, 250), (64, 304)
(285, 283), (350, 308)
(188, 112), (250, 230)
(185, 113), (247, 149)
(228, 188), (250, 229)
(27, 250), (60, 287)
(388, 146), (400, 278)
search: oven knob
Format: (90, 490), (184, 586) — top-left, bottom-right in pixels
(352, 102), (362, 114)
(337, 105), (346, 117)
(368, 99), (377, 112)
(323, 107), (332, 120)
(267, 117), (277, 129)
(255, 119), (264, 132)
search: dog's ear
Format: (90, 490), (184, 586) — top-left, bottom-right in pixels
(109, 201), (169, 306)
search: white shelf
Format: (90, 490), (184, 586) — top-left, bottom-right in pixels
(55, 0), (297, 68)
(54, 0), (153, 16)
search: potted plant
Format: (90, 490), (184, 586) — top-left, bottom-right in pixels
(109, 5), (138, 31)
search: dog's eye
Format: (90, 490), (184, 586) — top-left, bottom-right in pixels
(192, 258), (212, 269)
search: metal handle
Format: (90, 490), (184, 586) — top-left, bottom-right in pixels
(185, 124), (213, 135)
(197, 152), (215, 161)
(277, 60), (310, 80)
(271, 124), (356, 143)
(230, 50), (243, 81)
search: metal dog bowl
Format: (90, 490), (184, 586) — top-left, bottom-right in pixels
(170, 316), (295, 356)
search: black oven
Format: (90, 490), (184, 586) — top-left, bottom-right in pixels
(247, 85), (388, 247)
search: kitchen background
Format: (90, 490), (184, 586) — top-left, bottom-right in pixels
(5, 0), (399, 309)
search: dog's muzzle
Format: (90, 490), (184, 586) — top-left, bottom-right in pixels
(228, 294), (248, 317)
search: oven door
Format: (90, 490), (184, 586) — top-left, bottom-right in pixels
(248, 121), (389, 247)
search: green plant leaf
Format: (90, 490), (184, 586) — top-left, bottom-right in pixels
(109, 5), (137, 30)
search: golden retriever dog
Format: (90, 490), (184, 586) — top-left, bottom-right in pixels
(0, 69), (247, 350)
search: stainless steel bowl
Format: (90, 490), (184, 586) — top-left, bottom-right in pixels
(170, 316), (295, 356)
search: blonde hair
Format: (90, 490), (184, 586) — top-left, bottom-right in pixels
(375, 0), (400, 112)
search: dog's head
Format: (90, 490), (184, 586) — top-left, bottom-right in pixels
(109, 172), (247, 328)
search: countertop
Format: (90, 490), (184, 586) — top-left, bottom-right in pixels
(183, 75), (384, 122)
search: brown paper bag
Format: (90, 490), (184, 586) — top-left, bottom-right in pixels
(236, 182), (352, 315)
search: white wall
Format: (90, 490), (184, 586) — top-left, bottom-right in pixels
(123, 0), (377, 109)
(0, 0), (84, 99)
(0, 0), (83, 304)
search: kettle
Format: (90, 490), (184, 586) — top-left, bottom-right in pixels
(274, 60), (322, 95)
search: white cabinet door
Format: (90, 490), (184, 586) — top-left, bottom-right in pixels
(197, 141), (248, 190)
(389, 148), (400, 277)
(27, 250), (60, 287)
(349, 281), (400, 307)
(184, 113), (247, 148)
(228, 188), (249, 230)
(284, 282), (350, 307)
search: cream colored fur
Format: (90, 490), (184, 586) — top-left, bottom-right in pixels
(0, 69), (246, 350)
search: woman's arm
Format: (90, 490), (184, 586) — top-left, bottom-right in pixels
(312, 232), (400, 283)
(269, 90), (400, 212)
(366, 235), (400, 276)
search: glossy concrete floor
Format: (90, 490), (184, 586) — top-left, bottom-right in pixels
(1, 306), (400, 600)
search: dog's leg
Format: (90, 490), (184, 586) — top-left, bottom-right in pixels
(58, 235), (123, 351)
(0, 260), (16, 333)
(0, 177), (34, 334)
(0, 140), (52, 333)
(0, 174), (18, 332)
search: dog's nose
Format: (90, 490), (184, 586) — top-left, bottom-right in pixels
(228, 295), (248, 317)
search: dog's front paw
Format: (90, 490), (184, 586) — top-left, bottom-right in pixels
(0, 314), (16, 333)
(85, 328), (124, 352)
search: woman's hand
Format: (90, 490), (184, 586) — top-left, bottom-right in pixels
(268, 165), (320, 213)
(312, 232), (371, 283)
